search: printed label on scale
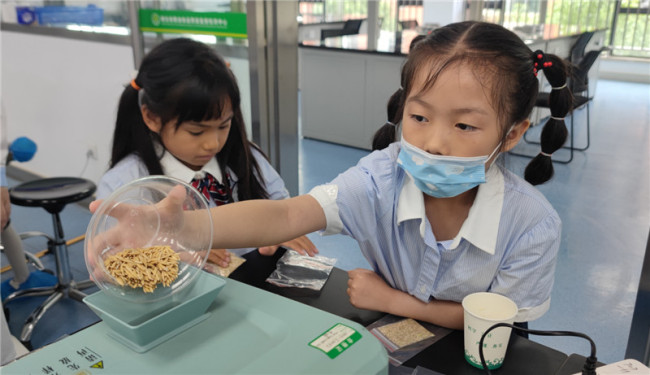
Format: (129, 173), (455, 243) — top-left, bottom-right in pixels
(309, 323), (362, 359)
(37, 346), (103, 374)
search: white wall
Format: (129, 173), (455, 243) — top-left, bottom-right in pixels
(1, 31), (134, 184)
(299, 47), (403, 150)
(599, 57), (650, 84)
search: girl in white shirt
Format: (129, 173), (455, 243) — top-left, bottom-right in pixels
(97, 38), (316, 267)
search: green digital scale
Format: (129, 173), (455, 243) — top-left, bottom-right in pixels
(2, 273), (388, 374)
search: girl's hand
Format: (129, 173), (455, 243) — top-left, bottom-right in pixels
(347, 268), (395, 312)
(258, 235), (319, 257)
(207, 249), (230, 267)
(87, 185), (187, 265)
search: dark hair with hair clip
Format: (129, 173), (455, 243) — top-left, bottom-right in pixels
(370, 21), (572, 185)
(524, 51), (571, 185)
(112, 38), (269, 200)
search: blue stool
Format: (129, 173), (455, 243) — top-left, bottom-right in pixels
(3, 177), (96, 348)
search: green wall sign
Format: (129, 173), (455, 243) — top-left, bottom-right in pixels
(139, 9), (247, 38)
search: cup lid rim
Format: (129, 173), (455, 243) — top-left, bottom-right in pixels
(461, 292), (518, 321)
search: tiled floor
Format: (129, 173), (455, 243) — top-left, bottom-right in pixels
(1, 79), (648, 365)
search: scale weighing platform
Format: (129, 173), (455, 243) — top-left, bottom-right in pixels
(2, 273), (388, 374)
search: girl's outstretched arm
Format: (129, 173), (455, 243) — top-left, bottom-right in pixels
(205, 194), (327, 250)
(89, 187), (326, 260)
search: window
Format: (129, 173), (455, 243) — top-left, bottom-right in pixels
(480, 0), (650, 58)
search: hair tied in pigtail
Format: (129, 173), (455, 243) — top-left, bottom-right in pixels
(526, 50), (570, 186)
(373, 87), (404, 151)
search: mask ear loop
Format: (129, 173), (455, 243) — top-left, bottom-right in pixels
(487, 142), (503, 161)
(488, 124), (517, 165)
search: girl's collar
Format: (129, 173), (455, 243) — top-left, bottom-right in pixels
(396, 162), (505, 254)
(154, 141), (223, 184)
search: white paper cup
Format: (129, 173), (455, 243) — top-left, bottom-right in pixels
(462, 292), (518, 370)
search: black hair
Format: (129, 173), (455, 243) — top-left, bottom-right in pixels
(371, 21), (572, 185)
(111, 38), (269, 200)
(524, 52), (571, 185)
(371, 89), (402, 151)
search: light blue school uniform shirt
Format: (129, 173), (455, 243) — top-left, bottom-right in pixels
(96, 144), (290, 256)
(309, 142), (561, 322)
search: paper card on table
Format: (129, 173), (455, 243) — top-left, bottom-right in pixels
(204, 252), (246, 277)
(376, 318), (435, 349)
(571, 359), (650, 375)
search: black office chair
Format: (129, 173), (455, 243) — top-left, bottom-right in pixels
(569, 31), (595, 66)
(320, 19), (364, 40)
(513, 48), (605, 163)
(3, 177), (96, 348)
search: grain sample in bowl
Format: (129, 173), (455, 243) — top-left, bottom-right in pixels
(104, 246), (180, 293)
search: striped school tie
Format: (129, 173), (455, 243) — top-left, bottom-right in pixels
(191, 173), (231, 206)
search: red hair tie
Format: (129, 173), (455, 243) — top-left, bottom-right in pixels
(532, 50), (550, 77)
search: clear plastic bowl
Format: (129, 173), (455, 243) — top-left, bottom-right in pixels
(84, 176), (213, 303)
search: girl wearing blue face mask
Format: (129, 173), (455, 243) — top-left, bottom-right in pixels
(91, 21), (570, 331)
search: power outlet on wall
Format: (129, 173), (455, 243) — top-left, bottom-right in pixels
(86, 144), (98, 160)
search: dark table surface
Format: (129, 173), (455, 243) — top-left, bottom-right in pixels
(229, 248), (595, 375)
